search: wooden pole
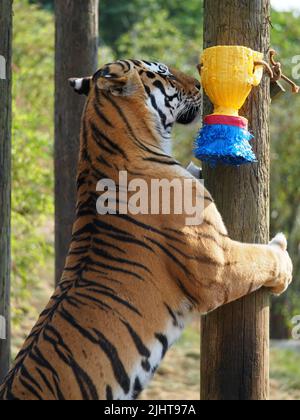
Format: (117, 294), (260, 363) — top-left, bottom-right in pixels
(201, 0), (271, 400)
(54, 0), (99, 285)
(0, 0), (12, 383)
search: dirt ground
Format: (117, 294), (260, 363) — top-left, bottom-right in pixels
(270, 379), (300, 400)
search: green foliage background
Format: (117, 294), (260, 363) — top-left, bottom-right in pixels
(13, 0), (300, 330)
(12, 0), (54, 324)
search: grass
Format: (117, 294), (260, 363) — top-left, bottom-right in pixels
(270, 348), (300, 400)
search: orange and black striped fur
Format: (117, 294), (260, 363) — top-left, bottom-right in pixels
(0, 60), (293, 400)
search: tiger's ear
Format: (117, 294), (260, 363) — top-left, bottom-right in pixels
(94, 61), (139, 97)
(69, 77), (92, 96)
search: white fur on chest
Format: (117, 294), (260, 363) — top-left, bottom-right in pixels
(114, 313), (190, 400)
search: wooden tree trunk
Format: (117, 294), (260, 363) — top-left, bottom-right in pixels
(0, 0), (12, 383)
(201, 0), (271, 400)
(54, 0), (99, 285)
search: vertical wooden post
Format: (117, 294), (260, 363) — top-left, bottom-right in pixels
(0, 0), (12, 383)
(201, 0), (271, 400)
(54, 0), (99, 285)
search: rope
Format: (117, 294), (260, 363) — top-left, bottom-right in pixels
(269, 49), (300, 94)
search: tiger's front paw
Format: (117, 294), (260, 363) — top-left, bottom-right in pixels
(265, 233), (293, 296)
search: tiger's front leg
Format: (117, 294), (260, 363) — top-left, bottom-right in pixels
(184, 202), (293, 314)
(210, 233), (293, 309)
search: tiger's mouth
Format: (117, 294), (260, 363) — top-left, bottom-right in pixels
(176, 104), (201, 125)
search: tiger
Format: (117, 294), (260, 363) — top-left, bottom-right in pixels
(0, 59), (293, 401)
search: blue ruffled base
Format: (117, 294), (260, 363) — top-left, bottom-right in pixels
(194, 124), (257, 167)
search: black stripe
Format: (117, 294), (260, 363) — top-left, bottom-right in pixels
(94, 218), (134, 238)
(146, 71), (156, 79)
(165, 304), (179, 327)
(155, 333), (169, 358)
(2, 282), (74, 393)
(72, 223), (98, 237)
(174, 277), (198, 306)
(19, 376), (43, 400)
(20, 365), (44, 394)
(84, 288), (142, 317)
(147, 237), (192, 277)
(82, 119), (92, 163)
(122, 321), (151, 358)
(153, 79), (179, 102)
(131, 60), (142, 67)
(86, 256), (145, 281)
(90, 122), (118, 156)
(164, 228), (226, 250)
(204, 219), (229, 238)
(120, 60), (131, 72)
(143, 156), (180, 166)
(109, 213), (185, 244)
(144, 85), (172, 130)
(91, 246), (152, 275)
(101, 92), (158, 153)
(66, 297), (83, 309)
(97, 155), (114, 169)
(0, 389), (20, 400)
(59, 307), (131, 395)
(141, 360), (151, 372)
(53, 376), (66, 400)
(90, 121), (128, 160)
(70, 359), (99, 400)
(132, 377), (143, 400)
(92, 236), (126, 255)
(84, 267), (122, 284)
(44, 325), (99, 400)
(165, 242), (197, 261)
(90, 164), (110, 180)
(36, 367), (56, 397)
(77, 277), (117, 292)
(31, 347), (60, 382)
(94, 100), (114, 127)
(168, 241), (221, 267)
(73, 291), (112, 313)
(106, 385), (113, 400)
(100, 231), (155, 253)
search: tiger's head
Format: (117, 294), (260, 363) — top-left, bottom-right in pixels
(69, 60), (202, 143)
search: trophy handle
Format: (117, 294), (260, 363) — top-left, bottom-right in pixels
(253, 60), (274, 86)
(269, 49), (300, 94)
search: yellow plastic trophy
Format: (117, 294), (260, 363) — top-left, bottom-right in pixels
(194, 46), (265, 166)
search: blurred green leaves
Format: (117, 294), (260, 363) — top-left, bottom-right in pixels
(12, 0), (54, 324)
(269, 11), (300, 322)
